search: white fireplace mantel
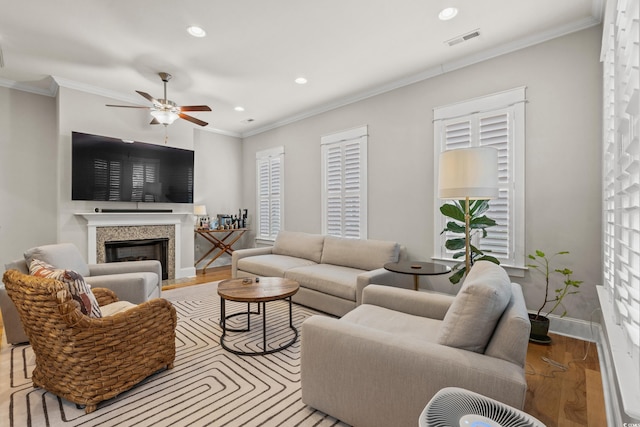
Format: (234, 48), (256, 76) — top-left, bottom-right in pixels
(75, 212), (190, 275)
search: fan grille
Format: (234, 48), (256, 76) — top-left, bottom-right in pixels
(420, 388), (546, 427)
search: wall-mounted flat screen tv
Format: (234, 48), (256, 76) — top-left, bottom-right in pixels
(72, 131), (194, 203)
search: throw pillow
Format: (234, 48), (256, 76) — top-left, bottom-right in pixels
(29, 259), (102, 318)
(437, 261), (511, 353)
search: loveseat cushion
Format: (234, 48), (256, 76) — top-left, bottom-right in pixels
(272, 231), (325, 263)
(29, 259), (102, 318)
(320, 236), (400, 271)
(237, 254), (317, 277)
(285, 264), (363, 301)
(437, 261), (511, 353)
(24, 243), (90, 277)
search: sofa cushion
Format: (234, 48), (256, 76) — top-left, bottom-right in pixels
(237, 254), (317, 277)
(29, 259), (102, 318)
(437, 261), (511, 353)
(320, 236), (400, 271)
(285, 264), (363, 301)
(272, 231), (325, 263)
(24, 243), (90, 277)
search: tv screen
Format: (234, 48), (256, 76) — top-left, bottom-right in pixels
(72, 131), (194, 203)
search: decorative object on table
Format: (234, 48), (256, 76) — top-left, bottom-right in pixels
(526, 250), (582, 344)
(419, 387), (546, 427)
(438, 147), (500, 284)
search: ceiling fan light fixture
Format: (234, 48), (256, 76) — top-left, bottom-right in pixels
(150, 109), (180, 125)
(187, 26), (206, 38)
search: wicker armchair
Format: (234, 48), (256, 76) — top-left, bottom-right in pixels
(2, 269), (177, 414)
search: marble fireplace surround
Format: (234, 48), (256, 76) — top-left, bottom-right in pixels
(76, 212), (189, 280)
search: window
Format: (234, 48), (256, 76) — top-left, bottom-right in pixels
(256, 147), (284, 241)
(433, 88), (526, 272)
(321, 126), (368, 239)
(600, 0), (639, 414)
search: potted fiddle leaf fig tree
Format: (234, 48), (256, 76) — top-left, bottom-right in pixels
(440, 199), (500, 284)
(527, 250), (583, 344)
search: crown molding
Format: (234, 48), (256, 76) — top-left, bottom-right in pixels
(241, 13), (602, 138)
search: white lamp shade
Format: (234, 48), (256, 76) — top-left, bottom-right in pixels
(194, 205), (207, 216)
(438, 147), (499, 200)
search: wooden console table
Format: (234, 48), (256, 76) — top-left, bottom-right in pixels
(195, 228), (248, 273)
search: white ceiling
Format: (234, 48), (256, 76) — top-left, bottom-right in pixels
(0, 0), (602, 137)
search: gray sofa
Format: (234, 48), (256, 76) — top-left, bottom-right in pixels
(232, 231), (401, 317)
(301, 261), (531, 427)
(1, 243), (162, 344)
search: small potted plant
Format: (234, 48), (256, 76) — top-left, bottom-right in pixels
(527, 250), (583, 344)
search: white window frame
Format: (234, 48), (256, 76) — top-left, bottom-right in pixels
(321, 125), (368, 239)
(433, 87), (526, 275)
(256, 146), (284, 242)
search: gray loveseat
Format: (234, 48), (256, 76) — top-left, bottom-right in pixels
(0, 243), (162, 344)
(232, 231), (401, 317)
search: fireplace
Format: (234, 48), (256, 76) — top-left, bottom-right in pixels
(76, 212), (191, 280)
(105, 238), (169, 280)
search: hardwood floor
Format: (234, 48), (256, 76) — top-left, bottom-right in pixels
(2, 266), (606, 426)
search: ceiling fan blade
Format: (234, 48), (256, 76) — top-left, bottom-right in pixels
(136, 90), (162, 107)
(179, 105), (212, 112)
(106, 104), (150, 108)
(179, 113), (208, 127)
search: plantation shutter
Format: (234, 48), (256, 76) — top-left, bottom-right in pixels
(321, 126), (368, 239)
(434, 88), (525, 270)
(601, 0), (640, 373)
(256, 147), (284, 241)
(478, 111), (511, 260)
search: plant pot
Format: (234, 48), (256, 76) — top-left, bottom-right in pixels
(528, 313), (551, 344)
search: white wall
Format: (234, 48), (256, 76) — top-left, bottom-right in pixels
(241, 26), (603, 321)
(0, 88), (57, 266)
(193, 129), (244, 267)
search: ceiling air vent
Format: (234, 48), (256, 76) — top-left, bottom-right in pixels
(446, 29), (481, 47)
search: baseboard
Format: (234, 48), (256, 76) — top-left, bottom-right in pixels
(177, 266), (196, 279)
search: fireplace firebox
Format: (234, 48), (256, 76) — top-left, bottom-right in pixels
(105, 238), (169, 280)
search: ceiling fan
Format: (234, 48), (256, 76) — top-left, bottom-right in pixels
(106, 72), (211, 127)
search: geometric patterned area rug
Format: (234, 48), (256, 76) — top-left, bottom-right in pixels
(0, 282), (350, 427)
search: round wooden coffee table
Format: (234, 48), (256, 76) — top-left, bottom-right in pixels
(217, 277), (299, 356)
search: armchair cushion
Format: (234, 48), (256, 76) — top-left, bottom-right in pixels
(24, 243), (90, 277)
(437, 261), (511, 353)
(29, 259), (101, 318)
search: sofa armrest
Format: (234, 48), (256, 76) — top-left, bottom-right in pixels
(355, 268), (410, 305)
(231, 246), (274, 277)
(362, 284), (454, 320)
(88, 260), (161, 278)
(301, 316), (527, 427)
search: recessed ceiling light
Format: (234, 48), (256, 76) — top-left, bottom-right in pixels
(187, 26), (206, 37)
(438, 7), (458, 21)
(234, 106), (245, 112)
(295, 77), (308, 85)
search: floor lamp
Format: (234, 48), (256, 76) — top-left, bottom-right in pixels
(438, 147), (499, 277)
